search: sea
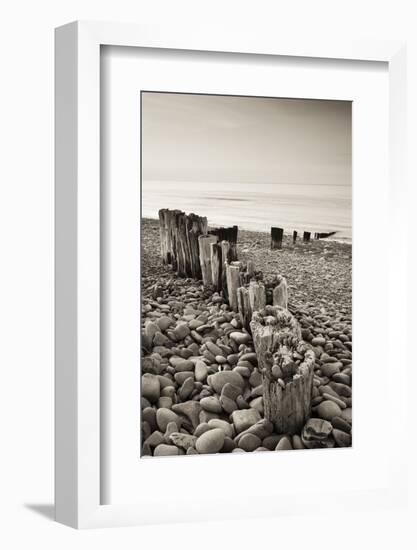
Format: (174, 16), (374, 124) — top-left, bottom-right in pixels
(142, 180), (352, 242)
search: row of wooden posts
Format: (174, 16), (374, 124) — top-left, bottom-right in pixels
(204, 242), (314, 435)
(158, 208), (238, 281)
(271, 227), (337, 250)
(157, 208), (314, 434)
(158, 209), (289, 329)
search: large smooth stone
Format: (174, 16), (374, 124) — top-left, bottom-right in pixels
(340, 407), (352, 424)
(199, 410), (219, 424)
(142, 373), (160, 404)
(174, 323), (191, 340)
(178, 377), (194, 401)
(332, 373), (351, 385)
(235, 419), (274, 444)
(169, 357), (194, 372)
(153, 345), (173, 358)
(195, 428), (225, 454)
(329, 382), (352, 398)
(292, 434), (305, 449)
(249, 396), (264, 415)
(142, 355), (160, 375)
(220, 436), (236, 453)
(156, 408), (180, 432)
(172, 401), (202, 429)
(239, 352), (258, 365)
(153, 444), (180, 456)
(153, 332), (172, 347)
(229, 332), (251, 345)
(195, 360), (208, 382)
(174, 369), (194, 385)
(333, 429), (352, 447)
(163, 421), (178, 443)
(239, 433), (261, 452)
(231, 409), (261, 434)
(206, 341), (224, 357)
(220, 395), (237, 414)
(320, 362), (341, 378)
(263, 434), (282, 450)
(311, 336), (326, 346)
(221, 383), (242, 401)
(157, 375), (175, 389)
(317, 400), (342, 420)
(331, 416), (352, 433)
(200, 396), (222, 414)
(207, 419), (234, 438)
(144, 321), (159, 341)
(194, 422), (211, 437)
(208, 371), (244, 394)
(157, 396), (173, 409)
(142, 407), (157, 431)
(144, 430), (164, 448)
(157, 316), (173, 332)
(321, 392), (346, 410)
(275, 436), (293, 451)
(249, 370), (262, 388)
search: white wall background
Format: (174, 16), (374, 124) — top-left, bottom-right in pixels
(0, 1), (416, 548)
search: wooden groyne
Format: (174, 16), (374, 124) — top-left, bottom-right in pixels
(270, 227), (337, 249)
(314, 231), (337, 239)
(156, 207), (315, 436)
(209, 225), (238, 261)
(158, 208), (239, 283)
(271, 227), (284, 250)
(158, 209), (208, 279)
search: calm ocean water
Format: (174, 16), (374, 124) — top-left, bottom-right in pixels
(142, 180), (352, 242)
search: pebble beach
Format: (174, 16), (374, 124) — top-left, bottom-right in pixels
(141, 218), (352, 457)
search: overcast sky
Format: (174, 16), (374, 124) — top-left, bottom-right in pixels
(141, 92), (351, 186)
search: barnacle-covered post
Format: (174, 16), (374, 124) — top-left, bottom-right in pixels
(250, 305), (314, 434)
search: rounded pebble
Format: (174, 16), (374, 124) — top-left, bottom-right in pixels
(196, 428), (225, 454)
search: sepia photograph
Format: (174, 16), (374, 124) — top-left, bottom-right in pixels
(140, 91), (352, 457)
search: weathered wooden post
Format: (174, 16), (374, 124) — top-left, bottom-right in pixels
(246, 260), (256, 279)
(250, 305), (315, 434)
(293, 230), (297, 244)
(220, 241), (231, 300)
(158, 208), (175, 265)
(237, 280), (266, 330)
(209, 225), (238, 261)
(187, 213), (208, 279)
(226, 262), (242, 311)
(230, 225), (238, 260)
(237, 287), (251, 329)
(273, 277), (288, 309)
(248, 280), (266, 313)
(220, 240), (231, 264)
(158, 209), (168, 263)
(271, 227), (284, 250)
(158, 208), (208, 278)
(303, 231), (311, 242)
(316, 231), (336, 239)
(198, 234), (218, 286)
(176, 212), (190, 276)
(210, 242), (222, 291)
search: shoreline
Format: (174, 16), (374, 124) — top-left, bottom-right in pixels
(141, 215), (352, 244)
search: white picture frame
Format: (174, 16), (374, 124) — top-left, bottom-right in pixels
(55, 21), (407, 529)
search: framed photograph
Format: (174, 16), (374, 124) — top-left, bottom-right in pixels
(55, 21), (407, 528)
